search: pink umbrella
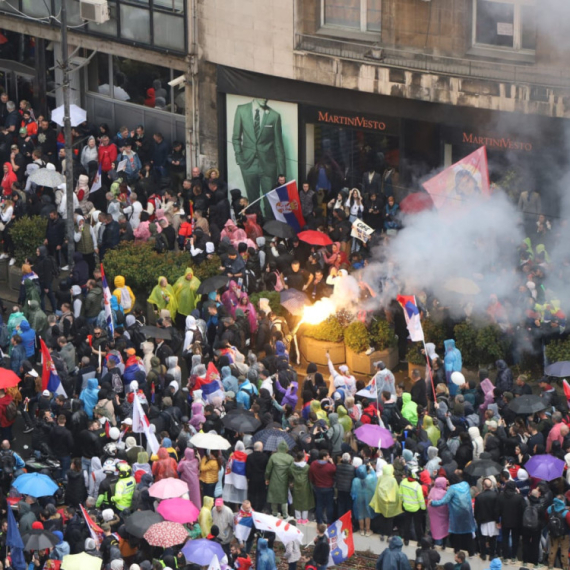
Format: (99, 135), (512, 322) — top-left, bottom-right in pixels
(156, 498), (200, 524)
(148, 478), (189, 499)
(143, 521), (188, 547)
(354, 424), (394, 449)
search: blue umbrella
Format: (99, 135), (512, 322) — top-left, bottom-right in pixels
(181, 539), (225, 566)
(12, 473), (59, 497)
(545, 361), (570, 378)
(252, 428), (296, 451)
(280, 289), (310, 316)
(525, 454), (565, 481)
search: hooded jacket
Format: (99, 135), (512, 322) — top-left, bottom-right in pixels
(257, 538), (277, 570)
(401, 393), (418, 426)
(375, 536), (412, 570)
(112, 276), (136, 314)
(430, 480), (476, 534)
(265, 440), (294, 504)
(495, 360), (513, 393)
(27, 301), (48, 338)
(85, 285), (103, 318)
(326, 413), (345, 454)
(18, 319), (36, 358)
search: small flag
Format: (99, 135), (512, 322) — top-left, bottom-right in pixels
(40, 338), (67, 397)
(234, 515), (254, 542)
(325, 511), (355, 567)
(90, 163), (102, 194)
(266, 180), (306, 232)
(6, 500), (25, 570)
(132, 393), (159, 454)
(100, 263), (114, 337)
(80, 504), (103, 546)
(396, 295), (425, 342)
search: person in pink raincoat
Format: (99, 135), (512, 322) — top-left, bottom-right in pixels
(236, 292), (258, 334)
(221, 280), (240, 316)
(479, 374), (495, 417)
(221, 219), (248, 249)
(428, 476), (450, 547)
(178, 447), (201, 509)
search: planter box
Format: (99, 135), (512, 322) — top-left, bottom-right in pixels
(408, 362), (427, 379)
(0, 259), (7, 283)
(299, 335), (345, 367)
(346, 346), (399, 375)
(9, 265), (21, 292)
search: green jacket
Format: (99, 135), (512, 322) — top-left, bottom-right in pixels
(112, 476), (135, 510)
(399, 478), (425, 513)
(289, 462), (315, 512)
(265, 440), (293, 504)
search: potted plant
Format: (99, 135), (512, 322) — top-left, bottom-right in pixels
(8, 216), (47, 290)
(406, 343), (426, 378)
(299, 316), (345, 366)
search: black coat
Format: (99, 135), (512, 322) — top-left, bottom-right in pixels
(497, 485), (526, 528)
(474, 489), (499, 524)
(245, 450), (269, 484)
(65, 469), (87, 507)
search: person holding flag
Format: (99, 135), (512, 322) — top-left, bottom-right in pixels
(100, 263), (115, 338)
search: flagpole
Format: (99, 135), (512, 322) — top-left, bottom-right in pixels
(421, 339), (437, 403)
(240, 187), (278, 214)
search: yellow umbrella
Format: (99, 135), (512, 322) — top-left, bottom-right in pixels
(443, 277), (481, 296)
(62, 553), (102, 570)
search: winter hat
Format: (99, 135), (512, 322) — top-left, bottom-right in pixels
(53, 531), (63, 544)
(162, 438), (172, 448)
(102, 509), (114, 522)
(339, 365), (349, 373)
(110, 560), (124, 570)
(85, 538), (96, 550)
(126, 348), (136, 356)
(32, 521), (44, 529)
(42, 390), (50, 397)
(130, 565), (141, 570)
(109, 427), (120, 440)
(125, 437), (137, 450)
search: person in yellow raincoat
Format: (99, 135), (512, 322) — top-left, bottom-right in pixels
(198, 495), (213, 537)
(147, 276), (178, 320)
(173, 268), (201, 320)
(112, 275), (136, 314)
(369, 464), (402, 539)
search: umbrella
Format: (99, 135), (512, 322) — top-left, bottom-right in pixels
(297, 230), (332, 246)
(525, 454), (565, 481)
(156, 497), (200, 524)
(62, 552), (102, 570)
(252, 428), (296, 452)
(50, 104), (87, 127)
(545, 361), (570, 378)
(28, 167), (65, 188)
(190, 432), (231, 450)
(182, 539), (226, 566)
(143, 521), (188, 547)
(251, 512), (304, 545)
(139, 325), (172, 340)
(221, 409), (262, 433)
(280, 289), (310, 316)
(124, 511), (163, 538)
(463, 459), (503, 478)
(148, 478), (189, 500)
(263, 220), (296, 240)
(22, 530), (59, 551)
(0, 368), (21, 389)
(399, 192), (434, 214)
(196, 275), (229, 295)
(508, 395), (547, 415)
(443, 277), (481, 296)
(12, 473), (58, 497)
(354, 425), (395, 449)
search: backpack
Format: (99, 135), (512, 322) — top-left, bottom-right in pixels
(49, 255), (60, 278)
(523, 504), (540, 530)
(5, 401), (17, 423)
(119, 287), (132, 311)
(111, 371), (123, 394)
(0, 450), (15, 480)
(154, 233), (168, 253)
(116, 308), (126, 326)
(548, 510), (567, 538)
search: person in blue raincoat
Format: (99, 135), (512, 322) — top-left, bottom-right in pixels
(80, 377), (100, 419)
(351, 464), (377, 537)
(256, 537), (276, 570)
(444, 339), (462, 397)
(429, 473), (476, 556)
(376, 536), (411, 570)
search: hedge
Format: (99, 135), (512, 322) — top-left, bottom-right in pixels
(10, 216), (48, 265)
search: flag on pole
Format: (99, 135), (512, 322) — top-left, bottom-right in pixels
(422, 146), (490, 209)
(266, 180), (306, 232)
(132, 393), (160, 454)
(100, 263), (114, 337)
(234, 514), (254, 542)
(325, 511), (355, 567)
(79, 504), (103, 546)
(6, 499), (26, 570)
(40, 338), (67, 397)
(396, 295), (425, 342)
(90, 163), (102, 194)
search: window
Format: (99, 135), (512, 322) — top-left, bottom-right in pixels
(473, 0), (536, 52)
(321, 0), (381, 34)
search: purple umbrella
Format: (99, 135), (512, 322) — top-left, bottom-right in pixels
(354, 425), (394, 449)
(181, 539), (226, 566)
(525, 454), (565, 481)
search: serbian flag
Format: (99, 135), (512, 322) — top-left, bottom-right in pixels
(80, 504), (103, 546)
(266, 180), (305, 232)
(101, 263), (114, 337)
(397, 295), (425, 342)
(225, 450), (248, 490)
(132, 393), (159, 454)
(40, 338), (67, 397)
(422, 146), (490, 209)
(326, 511), (355, 567)
(90, 163), (102, 194)
(234, 514), (254, 542)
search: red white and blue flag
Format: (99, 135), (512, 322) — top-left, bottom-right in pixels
(101, 263), (114, 337)
(132, 393), (159, 454)
(90, 163), (102, 194)
(326, 511), (355, 567)
(266, 180), (306, 232)
(224, 450), (248, 490)
(397, 294), (424, 342)
(40, 338), (67, 397)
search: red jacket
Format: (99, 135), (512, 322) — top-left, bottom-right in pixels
(309, 460), (336, 488)
(0, 393), (15, 427)
(98, 143), (118, 172)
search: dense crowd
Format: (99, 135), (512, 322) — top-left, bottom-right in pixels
(0, 94), (570, 570)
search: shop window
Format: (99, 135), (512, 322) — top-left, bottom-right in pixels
(321, 0), (381, 34)
(474, 0), (536, 52)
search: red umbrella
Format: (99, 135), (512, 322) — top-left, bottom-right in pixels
(0, 369), (21, 390)
(297, 230), (333, 246)
(399, 192), (434, 214)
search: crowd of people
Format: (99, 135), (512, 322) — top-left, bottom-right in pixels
(1, 94), (570, 570)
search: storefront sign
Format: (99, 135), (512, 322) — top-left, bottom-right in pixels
(317, 111), (387, 131)
(305, 106), (400, 134)
(461, 131), (533, 152)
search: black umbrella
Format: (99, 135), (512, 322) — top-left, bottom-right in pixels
(22, 530), (59, 551)
(508, 394), (547, 415)
(464, 459), (502, 478)
(252, 428), (296, 451)
(139, 325), (172, 340)
(263, 220), (297, 240)
(124, 510), (164, 538)
(196, 275), (229, 295)
(221, 409), (261, 433)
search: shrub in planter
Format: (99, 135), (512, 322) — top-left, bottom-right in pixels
(422, 317), (446, 350)
(454, 321), (479, 368)
(249, 291), (284, 316)
(546, 338), (570, 364)
(476, 324), (511, 365)
(406, 343), (425, 365)
(192, 254), (222, 281)
(10, 216), (48, 265)
(344, 321), (369, 353)
(303, 316), (344, 343)
(369, 318), (397, 351)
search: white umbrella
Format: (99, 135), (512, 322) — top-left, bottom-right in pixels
(50, 104), (87, 127)
(189, 433), (231, 450)
(28, 166), (65, 188)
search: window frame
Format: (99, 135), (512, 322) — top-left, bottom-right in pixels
(320, 0), (381, 37)
(472, 0), (536, 54)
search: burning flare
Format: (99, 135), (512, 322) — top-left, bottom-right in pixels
(300, 298), (336, 326)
